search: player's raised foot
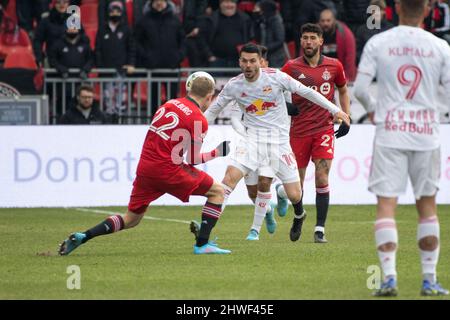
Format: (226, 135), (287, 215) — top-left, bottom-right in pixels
(420, 280), (449, 296)
(193, 242), (231, 255)
(275, 184), (288, 217)
(314, 231), (328, 243)
(373, 277), (398, 297)
(190, 220), (200, 240)
(265, 202), (277, 234)
(289, 211), (306, 242)
(58, 232), (86, 256)
(246, 229), (260, 241)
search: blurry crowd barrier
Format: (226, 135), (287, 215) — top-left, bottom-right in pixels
(42, 68), (449, 125)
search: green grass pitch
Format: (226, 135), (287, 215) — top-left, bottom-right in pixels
(0, 205), (448, 299)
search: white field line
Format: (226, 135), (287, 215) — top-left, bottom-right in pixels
(72, 207), (191, 225)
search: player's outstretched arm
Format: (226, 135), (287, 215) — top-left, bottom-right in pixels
(204, 82), (234, 124)
(186, 141), (231, 165)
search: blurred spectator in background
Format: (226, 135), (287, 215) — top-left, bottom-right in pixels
(203, 0), (253, 68)
(355, 0), (393, 65)
(135, 0), (185, 113)
(135, 0), (185, 69)
(342, 0), (371, 35)
(60, 84), (108, 124)
(280, 0), (337, 57)
(385, 0), (399, 25)
(252, 0), (286, 67)
(33, 0), (71, 66)
(48, 25), (93, 79)
(183, 0), (209, 67)
(424, 0), (450, 42)
(98, 0), (128, 28)
(96, 1), (136, 121)
(319, 8), (356, 81)
(16, 0), (50, 37)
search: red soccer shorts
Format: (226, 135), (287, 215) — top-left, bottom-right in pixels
(290, 127), (335, 168)
(127, 164), (214, 214)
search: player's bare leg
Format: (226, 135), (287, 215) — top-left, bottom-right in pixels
(58, 210), (143, 256)
(193, 181), (231, 254)
(416, 195), (448, 296)
(275, 167), (306, 217)
(283, 181), (306, 242)
(312, 159), (332, 243)
(373, 196), (398, 297)
(246, 176), (274, 240)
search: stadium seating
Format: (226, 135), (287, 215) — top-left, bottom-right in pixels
(126, 0), (134, 26)
(80, 3), (99, 29)
(84, 27), (97, 49)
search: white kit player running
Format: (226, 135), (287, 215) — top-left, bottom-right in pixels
(205, 43), (350, 241)
(354, 0), (450, 297)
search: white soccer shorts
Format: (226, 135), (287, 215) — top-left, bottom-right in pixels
(229, 139), (300, 184)
(368, 144), (440, 200)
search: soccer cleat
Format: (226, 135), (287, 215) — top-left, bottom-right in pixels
(193, 243), (231, 254)
(373, 277), (398, 297)
(275, 184), (288, 217)
(246, 229), (260, 241)
(420, 280), (449, 296)
(289, 211), (306, 242)
(58, 232), (86, 256)
(314, 231), (328, 243)
(190, 220), (201, 240)
(265, 202), (277, 234)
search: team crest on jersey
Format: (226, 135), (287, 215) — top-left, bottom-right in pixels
(322, 69), (331, 81)
(262, 86), (272, 94)
(245, 99), (276, 116)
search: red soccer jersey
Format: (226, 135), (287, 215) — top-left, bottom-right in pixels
(136, 97), (208, 177)
(281, 55), (346, 137)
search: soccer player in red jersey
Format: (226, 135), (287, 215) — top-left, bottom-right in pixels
(58, 72), (232, 255)
(276, 23), (351, 243)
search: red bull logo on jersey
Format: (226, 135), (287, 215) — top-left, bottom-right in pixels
(245, 99), (276, 116)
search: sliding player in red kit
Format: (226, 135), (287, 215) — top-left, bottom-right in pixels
(276, 23), (351, 243)
(58, 72), (232, 255)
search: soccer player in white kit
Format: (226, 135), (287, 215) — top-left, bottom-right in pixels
(354, 0), (450, 297)
(206, 43), (350, 241)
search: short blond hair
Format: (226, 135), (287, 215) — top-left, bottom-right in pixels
(189, 77), (215, 97)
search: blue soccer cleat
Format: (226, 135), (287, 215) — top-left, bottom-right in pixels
(421, 280), (449, 296)
(193, 242), (231, 254)
(265, 202), (277, 234)
(246, 229), (259, 241)
(373, 277), (398, 297)
(58, 232), (86, 256)
(275, 184), (288, 217)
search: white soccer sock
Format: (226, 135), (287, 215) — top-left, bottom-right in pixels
(251, 191), (272, 233)
(418, 216), (440, 283)
(250, 197), (272, 214)
(276, 184), (288, 199)
(221, 183), (234, 212)
(375, 218), (398, 280)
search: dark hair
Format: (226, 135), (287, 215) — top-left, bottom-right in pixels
(400, 0), (428, 19)
(77, 84), (94, 96)
(300, 23), (323, 37)
(239, 43), (261, 57)
(258, 45), (268, 60)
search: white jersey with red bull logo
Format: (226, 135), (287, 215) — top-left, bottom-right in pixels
(358, 25), (450, 150)
(205, 68), (340, 144)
